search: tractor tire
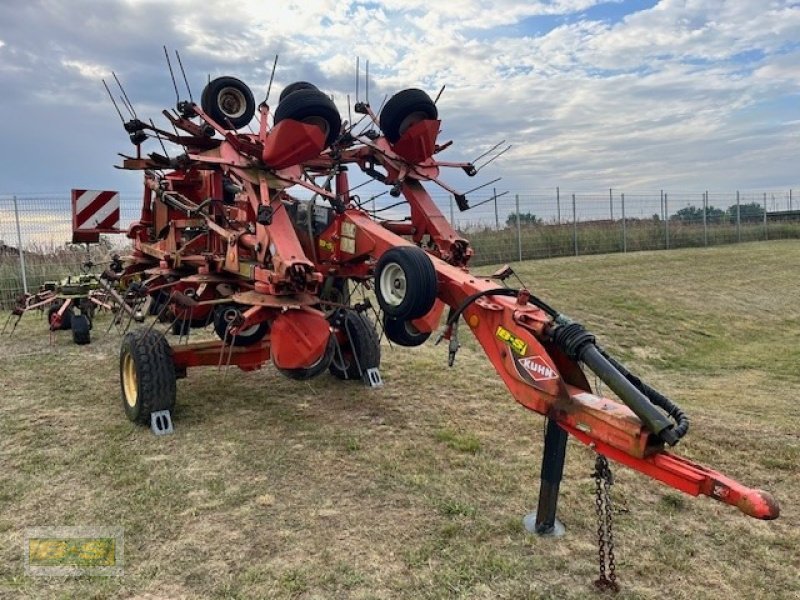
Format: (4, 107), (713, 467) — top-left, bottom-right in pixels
(201, 76), (256, 130)
(384, 316), (431, 347)
(374, 246), (438, 321)
(329, 310), (381, 380)
(71, 314), (91, 345)
(379, 88), (438, 143)
(48, 303), (72, 330)
(279, 81), (318, 102)
(213, 304), (269, 346)
(120, 328), (176, 424)
(277, 335), (336, 381)
(274, 88), (341, 147)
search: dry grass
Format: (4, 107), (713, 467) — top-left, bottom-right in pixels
(0, 241), (798, 599)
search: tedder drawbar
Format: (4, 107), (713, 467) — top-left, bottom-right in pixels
(98, 53), (778, 588)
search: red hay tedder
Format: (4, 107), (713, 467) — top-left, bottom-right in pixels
(95, 56), (777, 585)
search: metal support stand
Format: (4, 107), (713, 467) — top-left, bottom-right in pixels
(363, 367), (383, 388)
(150, 410), (174, 436)
(524, 418), (568, 537)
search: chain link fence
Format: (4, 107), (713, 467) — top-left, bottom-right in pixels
(1, 188), (797, 307)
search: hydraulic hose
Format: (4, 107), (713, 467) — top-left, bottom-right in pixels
(448, 287), (689, 445)
(551, 321), (688, 445)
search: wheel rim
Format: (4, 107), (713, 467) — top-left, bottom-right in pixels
(217, 86), (247, 119)
(379, 263), (407, 307)
(398, 110), (428, 137)
(122, 352), (138, 408)
(404, 320), (422, 336)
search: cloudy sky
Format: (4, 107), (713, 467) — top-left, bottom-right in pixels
(0, 0), (798, 200)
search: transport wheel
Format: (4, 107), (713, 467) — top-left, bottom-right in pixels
(319, 276), (350, 308)
(329, 310), (381, 380)
(71, 314), (91, 345)
(201, 76), (256, 130)
(379, 88), (438, 143)
(274, 88), (341, 147)
(277, 336), (336, 381)
(48, 302), (72, 330)
(374, 246), (437, 321)
(279, 81), (318, 102)
(171, 316), (211, 335)
(120, 328), (176, 424)
(213, 304), (269, 346)
(383, 316), (431, 347)
(148, 290), (169, 316)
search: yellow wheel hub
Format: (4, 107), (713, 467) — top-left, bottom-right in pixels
(122, 353), (138, 408)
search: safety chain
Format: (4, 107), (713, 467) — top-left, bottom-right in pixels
(592, 453), (619, 593)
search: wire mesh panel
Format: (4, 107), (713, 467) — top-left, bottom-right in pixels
(0, 189), (798, 305)
(0, 194), (139, 308)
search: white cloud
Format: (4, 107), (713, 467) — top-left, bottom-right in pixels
(61, 59), (107, 80)
(0, 0), (798, 195)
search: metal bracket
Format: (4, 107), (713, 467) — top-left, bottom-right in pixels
(150, 410), (174, 436)
(363, 367), (383, 388)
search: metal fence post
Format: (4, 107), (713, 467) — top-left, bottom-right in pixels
(763, 192), (768, 240)
(790, 188), (793, 211)
(664, 192), (669, 249)
(609, 188), (613, 220)
(556, 186), (560, 224)
(736, 191), (741, 242)
(572, 193), (578, 256)
(515, 194), (522, 262)
(12, 195), (29, 294)
(702, 191), (708, 247)
(660, 189), (664, 221)
(449, 195), (454, 227)
(493, 187), (499, 230)
(621, 193), (627, 253)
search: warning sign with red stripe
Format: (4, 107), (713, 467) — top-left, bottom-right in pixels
(71, 189), (121, 238)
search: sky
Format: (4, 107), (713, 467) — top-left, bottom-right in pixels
(0, 0), (798, 202)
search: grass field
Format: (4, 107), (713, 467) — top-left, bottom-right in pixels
(0, 241), (798, 599)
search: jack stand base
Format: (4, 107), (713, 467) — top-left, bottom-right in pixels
(363, 367), (383, 388)
(150, 410), (174, 436)
(523, 512), (566, 537)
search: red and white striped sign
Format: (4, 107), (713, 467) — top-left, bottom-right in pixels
(71, 189), (121, 234)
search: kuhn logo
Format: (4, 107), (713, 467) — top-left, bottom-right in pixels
(518, 356), (558, 381)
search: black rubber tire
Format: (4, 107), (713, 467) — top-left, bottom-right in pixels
(279, 81), (318, 102)
(148, 290), (169, 316)
(379, 88), (438, 143)
(319, 276), (350, 307)
(329, 311), (381, 380)
(384, 316), (431, 347)
(170, 316), (210, 336)
(48, 302), (72, 330)
(213, 304), (269, 346)
(276, 335), (336, 381)
(71, 314), (91, 345)
(374, 246), (438, 320)
(201, 76), (256, 130)
(120, 328), (176, 424)
(171, 319), (190, 336)
(78, 299), (95, 324)
(274, 88), (341, 147)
